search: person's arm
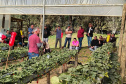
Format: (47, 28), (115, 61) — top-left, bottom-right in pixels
(36, 38), (42, 48)
(65, 29), (72, 34)
(0, 40), (3, 43)
(91, 40), (94, 48)
(76, 43), (79, 47)
(55, 28), (57, 32)
(28, 28), (33, 34)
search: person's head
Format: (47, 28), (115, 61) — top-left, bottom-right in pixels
(107, 31), (111, 35)
(11, 29), (13, 32)
(99, 35), (103, 39)
(33, 27), (40, 35)
(111, 34), (115, 37)
(6, 30), (9, 34)
(68, 25), (70, 29)
(58, 26), (60, 29)
(88, 23), (93, 28)
(79, 26), (82, 29)
(21, 35), (24, 38)
(73, 38), (77, 42)
(94, 36), (97, 40)
(31, 24), (34, 29)
(44, 26), (47, 29)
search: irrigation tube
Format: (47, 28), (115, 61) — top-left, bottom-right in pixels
(42, 0), (45, 41)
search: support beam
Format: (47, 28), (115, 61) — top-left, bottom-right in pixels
(39, 15), (43, 39)
(118, 4), (126, 62)
(42, 0), (45, 41)
(121, 21), (126, 83)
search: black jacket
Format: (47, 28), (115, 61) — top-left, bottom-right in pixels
(86, 27), (94, 37)
(110, 37), (116, 43)
(43, 29), (49, 38)
(91, 39), (99, 46)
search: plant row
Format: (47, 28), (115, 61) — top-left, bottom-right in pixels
(0, 43), (9, 50)
(58, 43), (121, 84)
(0, 47), (28, 63)
(0, 48), (78, 83)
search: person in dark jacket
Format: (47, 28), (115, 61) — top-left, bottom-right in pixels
(77, 26), (84, 49)
(98, 35), (104, 47)
(18, 35), (27, 47)
(89, 36), (99, 51)
(110, 34), (116, 43)
(86, 23), (94, 47)
(43, 25), (49, 42)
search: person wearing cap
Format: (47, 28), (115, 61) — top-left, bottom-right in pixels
(43, 25), (49, 42)
(77, 26), (84, 49)
(86, 23), (94, 47)
(64, 25), (73, 48)
(55, 25), (62, 48)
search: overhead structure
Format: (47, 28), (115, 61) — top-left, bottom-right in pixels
(0, 0), (125, 16)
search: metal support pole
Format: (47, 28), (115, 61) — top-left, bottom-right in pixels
(42, 0), (45, 41)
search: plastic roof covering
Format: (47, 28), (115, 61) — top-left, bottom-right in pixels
(0, 0), (125, 16)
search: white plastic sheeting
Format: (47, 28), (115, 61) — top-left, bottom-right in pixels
(0, 0), (125, 16)
(0, 0), (125, 5)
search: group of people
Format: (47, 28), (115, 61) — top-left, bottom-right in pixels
(0, 29), (27, 48)
(0, 23), (116, 59)
(55, 23), (116, 52)
(27, 23), (117, 59)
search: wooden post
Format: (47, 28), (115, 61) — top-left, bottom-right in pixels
(75, 54), (78, 67)
(121, 21), (126, 83)
(118, 4), (126, 62)
(5, 47), (11, 70)
(65, 63), (67, 70)
(62, 64), (65, 72)
(47, 71), (50, 84)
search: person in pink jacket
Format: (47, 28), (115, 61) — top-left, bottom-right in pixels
(77, 26), (84, 49)
(70, 38), (79, 50)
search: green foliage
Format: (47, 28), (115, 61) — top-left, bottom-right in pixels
(0, 48), (78, 83)
(0, 43), (9, 50)
(0, 47), (28, 62)
(59, 43), (121, 84)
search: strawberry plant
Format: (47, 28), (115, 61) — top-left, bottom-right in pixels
(58, 43), (121, 84)
(0, 48), (78, 83)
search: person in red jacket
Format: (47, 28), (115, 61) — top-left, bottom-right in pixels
(77, 26), (84, 49)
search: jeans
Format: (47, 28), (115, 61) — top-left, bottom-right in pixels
(87, 36), (92, 46)
(89, 46), (97, 51)
(78, 37), (83, 48)
(70, 46), (79, 50)
(43, 38), (48, 42)
(64, 37), (71, 48)
(28, 52), (39, 59)
(55, 38), (62, 48)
